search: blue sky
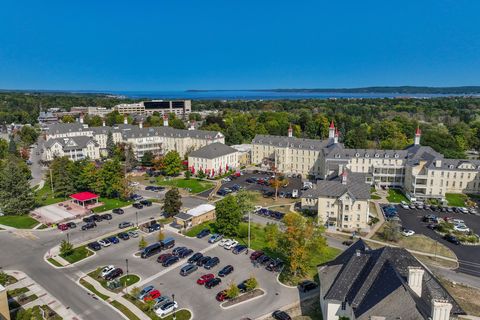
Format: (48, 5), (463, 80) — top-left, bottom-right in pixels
(0, 0), (479, 91)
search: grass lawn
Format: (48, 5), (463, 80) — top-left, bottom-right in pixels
(111, 300), (141, 320)
(386, 188), (409, 203)
(7, 287), (29, 298)
(35, 185), (65, 206)
(371, 194), (381, 200)
(252, 191), (297, 208)
(156, 177), (214, 194)
(439, 277), (480, 316)
(161, 310), (192, 320)
(60, 245), (93, 264)
(184, 221), (218, 237)
(47, 258), (63, 267)
(123, 294), (191, 320)
(93, 198), (133, 213)
(120, 274), (140, 287)
(89, 268), (140, 292)
(0, 215), (39, 229)
(445, 193), (468, 207)
(79, 278), (110, 300)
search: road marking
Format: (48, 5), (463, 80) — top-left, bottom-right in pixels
(12, 230), (39, 240)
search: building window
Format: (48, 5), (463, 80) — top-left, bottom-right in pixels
(357, 204), (361, 210)
(341, 301), (347, 310)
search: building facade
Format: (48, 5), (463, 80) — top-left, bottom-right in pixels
(114, 100), (192, 118)
(0, 284), (10, 320)
(253, 121), (480, 201)
(188, 142), (239, 177)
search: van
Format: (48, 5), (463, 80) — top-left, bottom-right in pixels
(141, 242), (163, 259)
(161, 237), (175, 249)
(292, 189), (299, 198)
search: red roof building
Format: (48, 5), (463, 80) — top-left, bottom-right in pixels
(70, 192), (99, 207)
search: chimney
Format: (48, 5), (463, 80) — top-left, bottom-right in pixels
(139, 121), (143, 129)
(341, 170), (348, 185)
(102, 119), (106, 127)
(79, 115), (84, 124)
(435, 160), (442, 168)
(288, 124), (293, 138)
(408, 266), (424, 296)
(123, 116), (128, 125)
(328, 120), (335, 139)
(334, 128), (339, 144)
(414, 127), (421, 146)
(163, 114), (169, 127)
(189, 120), (195, 131)
(431, 299), (452, 320)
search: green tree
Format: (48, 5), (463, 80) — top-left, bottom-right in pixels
(141, 151), (154, 167)
(49, 157), (75, 198)
(163, 187), (182, 217)
(96, 158), (124, 198)
(170, 118), (186, 129)
(215, 195), (242, 236)
(59, 239), (74, 256)
(130, 287), (140, 298)
(197, 169), (206, 179)
(0, 138), (8, 159)
(18, 125), (39, 146)
(138, 236), (147, 249)
(382, 221), (401, 242)
(184, 169), (192, 180)
(0, 157), (35, 215)
(77, 161), (98, 192)
(61, 115), (76, 123)
(245, 277), (258, 291)
(264, 223), (280, 250)
(157, 230), (165, 241)
(8, 136), (17, 155)
(106, 131), (115, 158)
(163, 150), (182, 176)
(226, 281), (240, 299)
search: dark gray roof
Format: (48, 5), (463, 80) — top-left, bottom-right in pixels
(118, 124), (223, 140)
(47, 123), (91, 135)
(175, 212), (193, 221)
(189, 142), (237, 159)
(252, 134), (333, 151)
(319, 239), (465, 319)
(302, 171), (371, 200)
(45, 136), (97, 150)
(324, 145), (409, 160)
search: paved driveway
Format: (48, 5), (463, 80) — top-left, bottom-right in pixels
(396, 207), (480, 277)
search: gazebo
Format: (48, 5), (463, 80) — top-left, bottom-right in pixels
(70, 192), (100, 208)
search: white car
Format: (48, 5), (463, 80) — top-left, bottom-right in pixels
(218, 238), (231, 247)
(101, 265), (115, 277)
(222, 177), (231, 182)
(98, 239), (111, 247)
(254, 206), (262, 213)
(224, 240), (239, 250)
(454, 224), (470, 232)
(155, 301), (178, 317)
(402, 229), (415, 237)
(452, 219), (465, 225)
(128, 230), (139, 238)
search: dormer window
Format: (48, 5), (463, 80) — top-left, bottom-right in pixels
(355, 153), (359, 157)
(394, 154), (399, 158)
(365, 154), (370, 158)
(310, 146), (314, 150)
(375, 153), (379, 158)
(385, 154), (389, 158)
(299, 144), (302, 148)
(335, 154), (340, 158)
(449, 165), (454, 169)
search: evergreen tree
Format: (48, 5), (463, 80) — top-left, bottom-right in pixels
(0, 158), (35, 215)
(49, 157), (75, 198)
(106, 131), (115, 158)
(124, 145), (137, 172)
(141, 151), (154, 167)
(162, 187), (182, 217)
(8, 136), (17, 155)
(0, 138), (8, 159)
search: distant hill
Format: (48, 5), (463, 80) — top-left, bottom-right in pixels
(187, 86), (480, 94)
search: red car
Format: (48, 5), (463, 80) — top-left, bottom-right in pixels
(250, 250), (264, 261)
(143, 290), (161, 301)
(57, 224), (69, 231)
(157, 253), (173, 263)
(216, 290), (228, 302)
(197, 273), (215, 285)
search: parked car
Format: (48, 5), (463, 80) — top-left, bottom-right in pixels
(107, 236), (120, 244)
(133, 202), (144, 209)
(160, 237), (175, 249)
(454, 224), (470, 232)
(188, 252), (203, 264)
(105, 268), (123, 280)
(66, 222), (76, 229)
(81, 222), (97, 231)
(208, 234), (223, 243)
(178, 248), (193, 258)
(112, 208), (124, 214)
(272, 310), (292, 320)
(266, 259), (284, 272)
(153, 296), (170, 307)
(204, 257), (220, 269)
(91, 214), (103, 222)
(119, 222), (133, 229)
(196, 256), (212, 267)
(402, 229), (415, 237)
(101, 213), (112, 220)
(140, 199), (152, 206)
(144, 290), (161, 302)
(118, 232), (130, 240)
(87, 241), (101, 251)
(196, 228), (211, 238)
(197, 273), (215, 285)
(205, 277), (222, 289)
(141, 242), (163, 259)
(162, 256), (179, 267)
(57, 223), (69, 231)
(98, 239), (111, 247)
(216, 290), (228, 302)
(180, 264), (198, 276)
(298, 280), (318, 293)
(444, 234), (461, 245)
(157, 253), (173, 264)
(101, 265), (115, 278)
(218, 238), (231, 247)
(137, 285), (155, 300)
(237, 280), (249, 293)
(155, 301), (178, 317)
(128, 230), (139, 238)
(224, 240), (239, 250)
(172, 246), (187, 256)
(250, 251), (264, 261)
(218, 265), (234, 277)
(232, 244), (248, 254)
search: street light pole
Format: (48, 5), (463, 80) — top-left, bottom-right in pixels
(248, 210), (251, 249)
(49, 168), (54, 195)
(172, 293), (176, 320)
(136, 212), (138, 227)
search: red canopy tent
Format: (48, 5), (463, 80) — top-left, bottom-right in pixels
(70, 192), (99, 207)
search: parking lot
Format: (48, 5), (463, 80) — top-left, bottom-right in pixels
(73, 228), (299, 320)
(394, 206), (480, 277)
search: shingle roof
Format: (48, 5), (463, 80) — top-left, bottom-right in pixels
(302, 171), (371, 200)
(47, 123), (91, 135)
(175, 212), (193, 221)
(189, 143), (237, 159)
(319, 240), (465, 319)
(252, 134), (333, 150)
(44, 136), (97, 149)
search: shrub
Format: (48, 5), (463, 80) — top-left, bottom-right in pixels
(226, 282), (239, 299)
(138, 237), (147, 250)
(59, 240), (73, 256)
(382, 221), (401, 242)
(246, 277), (258, 291)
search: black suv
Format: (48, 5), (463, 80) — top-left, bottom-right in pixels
(196, 256), (211, 266)
(444, 234), (461, 245)
(140, 199), (152, 206)
(196, 229), (210, 238)
(101, 213), (112, 220)
(133, 202), (143, 209)
(188, 252), (203, 264)
(218, 265), (234, 277)
(178, 248), (193, 258)
(204, 257), (220, 270)
(81, 222), (97, 231)
(162, 256), (179, 267)
(272, 310), (291, 320)
(205, 277), (221, 289)
(87, 241), (101, 251)
(298, 280), (318, 293)
(112, 208), (124, 214)
(266, 259), (284, 272)
(105, 268), (123, 281)
(118, 232), (130, 240)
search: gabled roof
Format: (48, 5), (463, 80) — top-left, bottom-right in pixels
(302, 171), (371, 200)
(44, 136), (97, 150)
(189, 143), (237, 159)
(252, 134), (333, 151)
(319, 240), (465, 319)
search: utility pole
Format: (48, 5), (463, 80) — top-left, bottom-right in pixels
(50, 168), (54, 195)
(248, 209), (251, 249)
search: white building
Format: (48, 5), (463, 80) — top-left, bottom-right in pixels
(43, 136), (100, 161)
(188, 142), (239, 177)
(114, 100), (191, 118)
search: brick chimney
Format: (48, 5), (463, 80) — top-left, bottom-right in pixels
(329, 120), (335, 139)
(123, 116), (128, 125)
(334, 128), (339, 144)
(414, 126), (421, 146)
(163, 114), (169, 127)
(139, 121), (143, 129)
(431, 299), (452, 320)
(288, 124), (293, 138)
(408, 266), (424, 296)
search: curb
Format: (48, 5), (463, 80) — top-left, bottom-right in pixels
(220, 288), (266, 309)
(276, 273), (297, 289)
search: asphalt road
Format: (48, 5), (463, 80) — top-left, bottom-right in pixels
(29, 137), (45, 188)
(396, 207), (480, 277)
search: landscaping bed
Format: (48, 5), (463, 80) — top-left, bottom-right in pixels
(0, 272), (17, 286)
(156, 177), (214, 194)
(0, 215), (39, 229)
(47, 258), (63, 267)
(7, 287), (29, 298)
(60, 245), (93, 264)
(386, 188), (409, 203)
(79, 278), (109, 300)
(221, 288), (265, 307)
(12, 304), (63, 320)
(110, 300), (141, 320)
(88, 268), (140, 292)
(432, 222), (479, 245)
(9, 293), (38, 309)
